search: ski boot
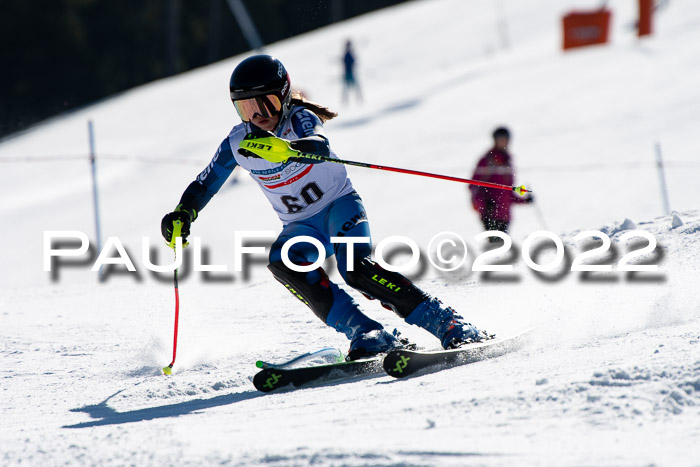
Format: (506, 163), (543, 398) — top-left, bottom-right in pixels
(325, 292), (407, 360)
(346, 328), (408, 361)
(405, 298), (489, 349)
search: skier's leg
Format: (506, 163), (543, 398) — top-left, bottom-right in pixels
(268, 220), (397, 359)
(344, 256), (486, 349)
(483, 216), (506, 243)
(328, 194), (485, 349)
(327, 194), (427, 315)
(352, 78), (363, 103)
(494, 219), (509, 234)
(268, 223), (334, 321)
(342, 79), (349, 104)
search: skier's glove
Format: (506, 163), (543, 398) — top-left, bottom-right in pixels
(289, 137), (328, 164)
(161, 204), (197, 247)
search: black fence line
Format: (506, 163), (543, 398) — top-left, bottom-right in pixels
(0, 154), (205, 165)
(1, 154), (699, 171)
(519, 161), (700, 172)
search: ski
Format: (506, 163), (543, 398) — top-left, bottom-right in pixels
(252, 347), (389, 393)
(255, 347), (343, 370)
(383, 328), (534, 378)
(253, 356), (383, 393)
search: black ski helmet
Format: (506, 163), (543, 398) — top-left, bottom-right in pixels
(229, 55), (292, 121)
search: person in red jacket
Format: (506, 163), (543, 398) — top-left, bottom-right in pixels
(469, 127), (532, 241)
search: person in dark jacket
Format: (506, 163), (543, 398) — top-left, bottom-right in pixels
(469, 127), (532, 240)
(342, 40), (362, 104)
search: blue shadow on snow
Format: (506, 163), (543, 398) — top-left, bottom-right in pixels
(63, 389), (263, 429)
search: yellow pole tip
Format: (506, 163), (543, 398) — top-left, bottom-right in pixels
(163, 366), (172, 375)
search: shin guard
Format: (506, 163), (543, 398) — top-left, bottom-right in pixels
(268, 261), (334, 322)
(345, 257), (429, 319)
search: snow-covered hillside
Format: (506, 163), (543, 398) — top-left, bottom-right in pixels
(1, 0), (699, 465)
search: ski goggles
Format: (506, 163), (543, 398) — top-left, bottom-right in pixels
(233, 94), (283, 122)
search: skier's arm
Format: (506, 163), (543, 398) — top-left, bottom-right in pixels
(237, 110), (331, 164)
(289, 136), (330, 158)
(179, 137), (239, 213)
(471, 155), (493, 182)
(161, 138), (238, 244)
(288, 109), (330, 162)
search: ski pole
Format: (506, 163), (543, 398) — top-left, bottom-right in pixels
(163, 220), (183, 375)
(532, 199), (549, 231)
(240, 136), (531, 195)
(321, 154), (531, 195)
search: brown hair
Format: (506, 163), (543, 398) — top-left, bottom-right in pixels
(290, 89), (338, 123)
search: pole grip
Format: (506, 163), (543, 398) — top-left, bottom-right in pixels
(168, 219), (183, 250)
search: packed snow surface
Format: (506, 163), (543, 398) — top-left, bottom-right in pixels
(1, 0), (699, 465)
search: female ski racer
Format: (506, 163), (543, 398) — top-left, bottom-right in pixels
(161, 54), (487, 360)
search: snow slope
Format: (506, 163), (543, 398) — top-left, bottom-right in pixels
(1, 0), (699, 465)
